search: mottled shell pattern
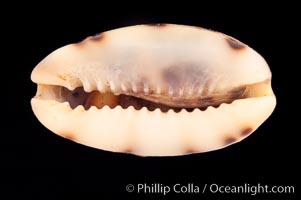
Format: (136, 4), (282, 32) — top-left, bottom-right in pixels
(31, 24), (276, 156)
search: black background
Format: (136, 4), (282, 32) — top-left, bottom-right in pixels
(3, 5), (298, 199)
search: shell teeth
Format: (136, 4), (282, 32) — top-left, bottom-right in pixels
(100, 105), (111, 111)
(156, 86), (161, 94)
(61, 102), (73, 111)
(197, 85), (203, 96)
(178, 88), (184, 97)
(140, 107), (148, 112)
(86, 105), (98, 111)
(198, 78), (208, 96)
(121, 82), (127, 92)
(188, 86), (194, 96)
(143, 83), (149, 94)
(166, 108), (176, 114)
(96, 81), (104, 92)
(168, 87), (174, 96)
(207, 82), (215, 94)
(109, 80), (116, 92)
(191, 108), (201, 113)
(74, 105), (85, 111)
(114, 105), (123, 110)
(82, 79), (93, 92)
(131, 83), (137, 93)
(66, 85), (76, 91)
(179, 108), (188, 114)
(125, 105), (136, 111)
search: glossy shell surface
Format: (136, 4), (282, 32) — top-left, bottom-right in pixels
(31, 24), (276, 156)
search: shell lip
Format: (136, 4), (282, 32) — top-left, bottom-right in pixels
(31, 22), (274, 112)
(30, 95), (277, 156)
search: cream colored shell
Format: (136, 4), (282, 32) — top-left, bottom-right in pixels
(31, 24), (276, 156)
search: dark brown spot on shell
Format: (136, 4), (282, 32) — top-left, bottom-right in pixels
(123, 148), (133, 154)
(75, 33), (104, 45)
(184, 149), (198, 155)
(225, 137), (236, 145)
(62, 133), (76, 141)
(241, 127), (253, 136)
(226, 37), (245, 50)
(90, 33), (104, 41)
(146, 23), (167, 27)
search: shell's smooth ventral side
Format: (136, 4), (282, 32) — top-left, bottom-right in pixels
(31, 24), (276, 156)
